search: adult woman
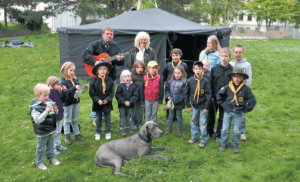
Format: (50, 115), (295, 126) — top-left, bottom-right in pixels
(127, 32), (157, 70)
(199, 35), (221, 70)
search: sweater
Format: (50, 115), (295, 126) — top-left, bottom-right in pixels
(229, 58), (252, 87)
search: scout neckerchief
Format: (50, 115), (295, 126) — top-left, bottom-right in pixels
(98, 75), (106, 94)
(172, 60), (181, 68)
(67, 77), (75, 86)
(193, 74), (203, 103)
(145, 72), (158, 87)
(229, 80), (246, 106)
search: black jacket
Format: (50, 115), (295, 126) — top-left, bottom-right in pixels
(211, 63), (233, 97)
(115, 83), (139, 108)
(61, 77), (80, 106)
(127, 47), (157, 70)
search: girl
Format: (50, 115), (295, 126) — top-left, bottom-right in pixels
(140, 61), (164, 123)
(164, 65), (187, 136)
(115, 70), (139, 137)
(46, 76), (68, 155)
(131, 61), (146, 130)
(60, 62), (88, 145)
(199, 35), (221, 70)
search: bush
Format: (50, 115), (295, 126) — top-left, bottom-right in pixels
(42, 22), (50, 30)
(238, 27), (245, 33)
(294, 25), (299, 29)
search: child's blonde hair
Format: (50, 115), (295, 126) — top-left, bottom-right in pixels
(45, 76), (61, 86)
(120, 70), (131, 83)
(60, 62), (76, 79)
(205, 35), (221, 52)
(34, 83), (50, 97)
(219, 47), (231, 57)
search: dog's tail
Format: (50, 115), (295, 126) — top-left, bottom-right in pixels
(94, 155), (115, 172)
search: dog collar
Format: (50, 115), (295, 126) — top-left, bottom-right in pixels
(138, 133), (152, 143)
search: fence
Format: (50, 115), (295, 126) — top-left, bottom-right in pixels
(0, 29), (50, 38)
(231, 27), (300, 39)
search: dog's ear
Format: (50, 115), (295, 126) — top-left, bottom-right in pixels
(141, 122), (149, 135)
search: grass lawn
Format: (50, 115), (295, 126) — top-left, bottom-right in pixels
(0, 34), (299, 181)
(0, 21), (26, 30)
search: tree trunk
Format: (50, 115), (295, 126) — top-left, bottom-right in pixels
(4, 7), (8, 27)
(81, 16), (86, 25)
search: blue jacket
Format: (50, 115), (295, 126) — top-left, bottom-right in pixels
(199, 50), (221, 70)
(115, 83), (139, 108)
(162, 61), (190, 82)
(165, 78), (187, 109)
(210, 63), (233, 97)
(186, 76), (212, 110)
(81, 39), (124, 81)
(203, 70), (211, 83)
(61, 77), (80, 106)
(216, 83), (256, 113)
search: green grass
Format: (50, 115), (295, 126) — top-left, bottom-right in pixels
(0, 34), (300, 181)
(0, 21), (26, 30)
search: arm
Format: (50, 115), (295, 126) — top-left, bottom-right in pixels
(31, 110), (49, 124)
(216, 86), (227, 106)
(89, 80), (101, 103)
(158, 77), (164, 104)
(81, 41), (99, 65)
(172, 82), (187, 105)
(115, 85), (126, 104)
(60, 89), (68, 103)
(245, 63), (252, 88)
(199, 51), (206, 62)
(104, 81), (115, 103)
(129, 86), (139, 104)
(204, 81), (212, 110)
(244, 87), (256, 113)
(185, 80), (191, 108)
(127, 53), (134, 70)
(140, 79), (145, 105)
(162, 67), (168, 83)
(49, 89), (58, 102)
(150, 47), (158, 61)
(165, 82), (171, 99)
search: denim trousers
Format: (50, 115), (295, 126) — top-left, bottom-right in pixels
(119, 107), (132, 130)
(53, 120), (62, 149)
(36, 133), (55, 165)
(145, 100), (159, 123)
(95, 111), (111, 135)
(63, 103), (80, 135)
(167, 108), (183, 130)
(240, 112), (246, 134)
(132, 99), (143, 126)
(190, 105), (208, 144)
(221, 111), (243, 147)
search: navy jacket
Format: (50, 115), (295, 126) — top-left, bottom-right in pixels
(162, 61), (190, 82)
(186, 76), (212, 110)
(203, 70), (211, 82)
(165, 78), (187, 109)
(115, 83), (139, 108)
(61, 77), (80, 106)
(81, 39), (124, 81)
(216, 83), (256, 113)
(211, 63), (233, 97)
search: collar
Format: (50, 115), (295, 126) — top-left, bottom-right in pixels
(139, 47), (145, 53)
(138, 132), (152, 143)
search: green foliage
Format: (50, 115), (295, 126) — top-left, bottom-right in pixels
(238, 27), (245, 33)
(0, 21), (26, 30)
(41, 22), (50, 30)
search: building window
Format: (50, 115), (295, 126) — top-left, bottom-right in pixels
(239, 14), (243, 21)
(247, 16), (252, 21)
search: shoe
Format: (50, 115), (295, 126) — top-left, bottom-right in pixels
(165, 128), (172, 134)
(188, 139), (198, 144)
(138, 125), (142, 130)
(240, 134), (246, 141)
(233, 146), (240, 154)
(132, 125), (138, 131)
(219, 145), (228, 152)
(198, 142), (206, 149)
(177, 130), (182, 137)
(127, 128), (133, 134)
(49, 158), (60, 166)
(64, 134), (73, 145)
(56, 145), (68, 151)
(75, 134), (86, 141)
(95, 134), (100, 140)
(105, 133), (111, 140)
(120, 130), (127, 137)
(93, 119), (96, 126)
(36, 163), (47, 170)
(215, 136), (221, 141)
(53, 149), (61, 155)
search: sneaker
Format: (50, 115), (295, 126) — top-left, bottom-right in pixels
(240, 134), (246, 141)
(53, 149), (61, 155)
(56, 145), (68, 151)
(138, 125), (142, 130)
(93, 119), (96, 126)
(215, 136), (221, 141)
(36, 163), (47, 170)
(75, 134), (86, 141)
(127, 128), (133, 134)
(188, 139), (198, 144)
(165, 128), (172, 134)
(177, 130), (182, 137)
(132, 125), (138, 131)
(219, 145), (228, 152)
(198, 142), (206, 149)
(49, 158), (60, 166)
(120, 130), (127, 137)
(64, 134), (73, 145)
(233, 146), (240, 154)
(95, 134), (100, 140)
(105, 133), (111, 140)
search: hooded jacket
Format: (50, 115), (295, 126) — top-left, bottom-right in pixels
(229, 58), (252, 87)
(199, 50), (221, 70)
(165, 78), (187, 109)
(210, 63), (233, 97)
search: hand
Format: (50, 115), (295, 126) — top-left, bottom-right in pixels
(203, 109), (208, 114)
(116, 54), (124, 61)
(53, 104), (58, 112)
(85, 85), (89, 89)
(45, 106), (52, 112)
(62, 86), (67, 91)
(125, 101), (130, 106)
(167, 96), (171, 100)
(188, 107), (192, 112)
(75, 85), (81, 90)
(158, 104), (161, 105)
(98, 100), (103, 105)
(103, 100), (108, 104)
(141, 105), (144, 107)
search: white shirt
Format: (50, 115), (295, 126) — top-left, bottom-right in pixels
(136, 47), (145, 62)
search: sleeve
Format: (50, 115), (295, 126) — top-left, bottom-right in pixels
(245, 63), (252, 88)
(31, 110), (48, 124)
(150, 48), (158, 61)
(111, 44), (124, 66)
(210, 67), (215, 97)
(162, 66), (168, 83)
(165, 82), (171, 99)
(61, 80), (77, 94)
(204, 80), (212, 110)
(140, 78), (145, 105)
(104, 81), (115, 103)
(199, 51), (206, 62)
(172, 82), (187, 105)
(127, 53), (135, 70)
(89, 79), (101, 103)
(81, 41), (98, 65)
(129, 86), (139, 104)
(158, 77), (164, 104)
(115, 85), (126, 104)
(216, 86), (228, 106)
(60, 89), (68, 103)
(49, 89), (58, 102)
(185, 80), (191, 108)
(245, 87), (256, 113)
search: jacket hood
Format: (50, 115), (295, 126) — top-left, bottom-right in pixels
(29, 98), (55, 108)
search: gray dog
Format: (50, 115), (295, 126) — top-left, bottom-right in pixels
(94, 121), (173, 177)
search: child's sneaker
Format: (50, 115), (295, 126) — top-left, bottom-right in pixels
(49, 158), (60, 166)
(177, 130), (182, 137)
(95, 134), (101, 140)
(132, 125), (138, 131)
(233, 146), (240, 154)
(57, 145), (68, 151)
(75, 134), (86, 141)
(120, 130), (127, 137)
(240, 134), (246, 141)
(64, 134), (73, 145)
(105, 133), (111, 140)
(36, 163), (47, 170)
(165, 128), (172, 134)
(219, 145), (228, 152)
(198, 142), (206, 149)
(188, 139), (198, 144)
(127, 128), (133, 134)
(53, 148), (61, 155)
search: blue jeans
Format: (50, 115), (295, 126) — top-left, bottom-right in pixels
(53, 120), (62, 149)
(132, 99), (143, 126)
(63, 103), (80, 135)
(95, 111), (111, 135)
(240, 112), (246, 134)
(221, 111), (242, 147)
(145, 100), (159, 123)
(167, 108), (182, 130)
(36, 133), (55, 165)
(119, 107), (132, 130)
(190, 106), (208, 143)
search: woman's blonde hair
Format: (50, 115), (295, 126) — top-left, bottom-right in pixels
(60, 62), (76, 79)
(34, 83), (50, 97)
(45, 76), (61, 86)
(205, 35), (221, 52)
(134, 31), (150, 49)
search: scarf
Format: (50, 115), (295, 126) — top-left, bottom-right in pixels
(172, 60), (181, 68)
(98, 75), (106, 94)
(193, 74), (203, 103)
(67, 77), (75, 86)
(229, 80), (246, 106)
(145, 72), (158, 87)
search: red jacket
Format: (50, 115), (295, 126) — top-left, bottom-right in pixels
(140, 73), (164, 105)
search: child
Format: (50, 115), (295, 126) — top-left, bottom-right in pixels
(202, 59), (211, 82)
(116, 70), (139, 136)
(209, 48), (233, 141)
(131, 61), (146, 130)
(199, 35), (221, 70)
(89, 62), (114, 140)
(216, 67), (256, 154)
(229, 45), (252, 141)
(61, 62), (87, 145)
(186, 62), (211, 149)
(46, 76), (68, 155)
(164, 65), (187, 136)
(140, 61), (164, 123)
(29, 83), (60, 170)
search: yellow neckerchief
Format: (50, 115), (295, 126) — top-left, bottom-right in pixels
(67, 77), (75, 86)
(229, 80), (246, 106)
(145, 72), (158, 87)
(193, 74), (203, 103)
(98, 75), (106, 94)
(172, 60), (181, 68)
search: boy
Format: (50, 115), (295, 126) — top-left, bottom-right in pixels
(186, 62), (211, 149)
(229, 45), (252, 141)
(216, 67), (256, 154)
(208, 48), (233, 140)
(202, 59), (211, 82)
(30, 83), (60, 170)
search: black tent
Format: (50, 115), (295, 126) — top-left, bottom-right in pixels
(57, 8), (231, 81)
